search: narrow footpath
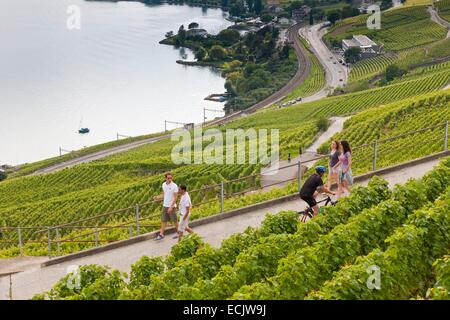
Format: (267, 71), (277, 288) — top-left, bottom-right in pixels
(261, 116), (350, 190)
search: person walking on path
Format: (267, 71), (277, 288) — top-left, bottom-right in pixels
(177, 185), (194, 241)
(327, 140), (341, 191)
(154, 172), (179, 241)
(336, 140), (353, 199)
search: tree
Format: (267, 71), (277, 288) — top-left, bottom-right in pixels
(344, 47), (361, 63)
(195, 47), (207, 61)
(261, 13), (273, 23)
(280, 44), (290, 59)
(287, 1), (303, 14)
(327, 10), (341, 24)
(177, 25), (186, 45)
(0, 170), (7, 182)
(381, 0), (393, 10)
(341, 6), (360, 19)
(188, 22), (199, 29)
(218, 29), (240, 46)
(209, 45), (227, 61)
(245, 0), (254, 12)
(316, 117), (330, 132)
(385, 65), (405, 81)
(254, 0), (263, 15)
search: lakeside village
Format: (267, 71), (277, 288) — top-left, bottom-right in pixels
(160, 0), (383, 110)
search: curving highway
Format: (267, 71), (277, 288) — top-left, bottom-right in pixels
(298, 22), (349, 103)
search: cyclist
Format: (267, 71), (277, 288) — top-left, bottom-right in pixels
(299, 166), (336, 217)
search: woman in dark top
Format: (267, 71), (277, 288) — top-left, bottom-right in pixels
(327, 140), (341, 190)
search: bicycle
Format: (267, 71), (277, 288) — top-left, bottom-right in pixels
(298, 196), (338, 223)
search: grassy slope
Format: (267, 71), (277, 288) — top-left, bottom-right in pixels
(282, 37), (326, 101)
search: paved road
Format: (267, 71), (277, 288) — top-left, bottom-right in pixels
(429, 6), (450, 38)
(2, 145), (441, 300)
(299, 23), (349, 102)
(30, 24), (311, 176)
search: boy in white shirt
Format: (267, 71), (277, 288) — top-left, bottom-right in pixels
(153, 172), (179, 241)
(177, 184), (194, 241)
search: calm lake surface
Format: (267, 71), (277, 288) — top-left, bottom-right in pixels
(0, 0), (232, 165)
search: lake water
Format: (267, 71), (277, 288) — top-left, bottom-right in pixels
(0, 0), (232, 165)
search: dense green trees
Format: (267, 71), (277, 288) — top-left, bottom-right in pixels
(344, 47), (361, 64)
(385, 64), (406, 82)
(209, 45), (227, 61)
(218, 29), (240, 46)
(0, 170), (7, 182)
(327, 10), (341, 24)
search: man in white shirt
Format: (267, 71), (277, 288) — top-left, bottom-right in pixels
(154, 172), (178, 240)
(177, 184), (194, 241)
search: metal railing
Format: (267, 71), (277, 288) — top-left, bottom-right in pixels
(0, 121), (448, 258)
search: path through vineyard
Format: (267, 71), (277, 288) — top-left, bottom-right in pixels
(429, 6), (450, 38)
(0, 156), (441, 300)
(261, 116), (350, 190)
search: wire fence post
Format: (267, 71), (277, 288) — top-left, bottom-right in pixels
(135, 204), (140, 236)
(297, 160), (302, 194)
(129, 226), (133, 239)
(444, 121), (448, 151)
(47, 227), (51, 259)
(220, 181), (225, 213)
(95, 225), (99, 247)
(18, 227), (23, 257)
(56, 227), (60, 256)
(372, 140), (378, 171)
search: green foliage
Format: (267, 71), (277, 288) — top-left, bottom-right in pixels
(129, 256), (165, 288)
(384, 64), (406, 82)
(165, 233), (205, 269)
(0, 172), (6, 183)
(37, 265), (111, 300)
(344, 47), (361, 64)
(316, 117), (330, 132)
(309, 188), (450, 299)
(259, 211), (299, 236)
(194, 176), (391, 300)
(327, 10), (341, 24)
(426, 254), (450, 300)
(218, 29), (241, 46)
(209, 45), (227, 61)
